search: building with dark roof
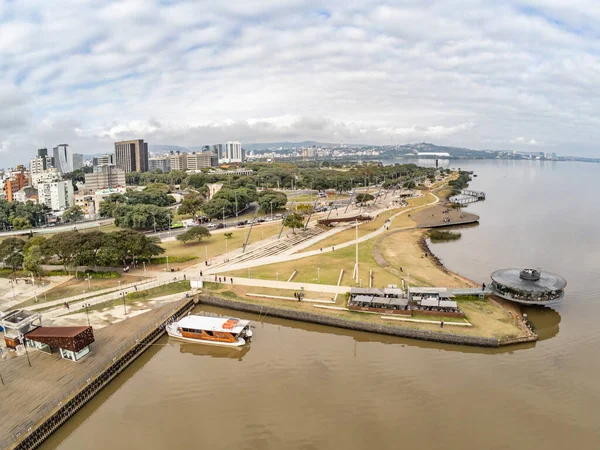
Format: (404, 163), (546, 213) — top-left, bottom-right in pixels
(25, 326), (94, 361)
(490, 268), (567, 305)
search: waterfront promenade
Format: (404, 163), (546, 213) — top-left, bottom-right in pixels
(0, 299), (191, 449)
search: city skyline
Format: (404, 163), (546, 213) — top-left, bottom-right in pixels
(2, 1), (600, 169)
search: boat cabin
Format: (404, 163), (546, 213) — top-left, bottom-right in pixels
(177, 316), (250, 344)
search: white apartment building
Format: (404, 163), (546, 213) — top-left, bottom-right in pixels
(37, 181), (74, 211)
(30, 156), (47, 175)
(31, 169), (61, 189)
(222, 141), (244, 163)
(186, 152), (218, 171)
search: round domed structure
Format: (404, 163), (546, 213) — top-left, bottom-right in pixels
(490, 268), (567, 305)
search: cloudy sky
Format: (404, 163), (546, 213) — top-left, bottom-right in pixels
(1, 0), (599, 166)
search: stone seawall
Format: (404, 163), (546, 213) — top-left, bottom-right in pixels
(198, 295), (503, 348)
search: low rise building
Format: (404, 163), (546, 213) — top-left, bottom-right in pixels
(24, 326), (94, 361)
(74, 193), (96, 218)
(13, 186), (38, 203)
(0, 310), (42, 349)
(186, 152), (218, 170)
(2, 169), (28, 202)
(93, 187), (127, 215)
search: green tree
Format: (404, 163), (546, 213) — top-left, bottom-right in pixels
(178, 193), (204, 216)
(12, 217), (32, 230)
(62, 205), (84, 223)
(258, 190), (287, 213)
(284, 213), (304, 234)
(113, 204), (172, 230)
(202, 197), (234, 219)
(0, 238), (25, 272)
(45, 232), (82, 273)
(99, 230), (164, 266)
(23, 244), (43, 277)
(355, 193), (375, 203)
(176, 226), (211, 244)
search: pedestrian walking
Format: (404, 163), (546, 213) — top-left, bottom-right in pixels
(183, 274), (186, 280)
(66, 302), (70, 311)
(200, 270), (203, 277)
(214, 275), (217, 282)
(482, 282), (486, 291)
(440, 321), (444, 328)
(134, 286), (138, 292)
(230, 277), (233, 284)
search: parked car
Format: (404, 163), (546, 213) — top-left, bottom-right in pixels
(206, 223), (217, 229)
(236, 220), (248, 227)
(215, 223), (225, 229)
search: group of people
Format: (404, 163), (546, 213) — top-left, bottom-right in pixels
(214, 276), (234, 284)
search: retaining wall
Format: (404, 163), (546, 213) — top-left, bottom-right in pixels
(198, 295), (503, 347)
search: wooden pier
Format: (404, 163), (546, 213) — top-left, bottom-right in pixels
(0, 298), (195, 450)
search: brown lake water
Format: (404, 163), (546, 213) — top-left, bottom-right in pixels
(41, 160), (600, 450)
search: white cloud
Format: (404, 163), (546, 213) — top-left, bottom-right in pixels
(1, 0), (600, 165)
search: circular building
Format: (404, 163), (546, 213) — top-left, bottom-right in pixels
(490, 268), (567, 305)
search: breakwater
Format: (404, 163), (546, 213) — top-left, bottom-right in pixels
(197, 295), (536, 348)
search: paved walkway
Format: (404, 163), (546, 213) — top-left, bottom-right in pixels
(200, 276), (350, 294)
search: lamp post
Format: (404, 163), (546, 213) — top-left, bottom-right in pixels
(118, 280), (122, 296)
(122, 292), (127, 315)
(83, 303), (91, 326)
(270, 202), (274, 219)
(151, 212), (157, 234)
(168, 214), (171, 236)
(87, 273), (91, 290)
(143, 261), (146, 273)
(166, 255), (170, 271)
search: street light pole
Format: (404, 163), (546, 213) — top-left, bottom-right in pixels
(84, 303), (91, 326)
(87, 273), (91, 290)
(270, 202), (273, 219)
(166, 255), (170, 271)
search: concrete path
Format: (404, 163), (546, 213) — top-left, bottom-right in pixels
(200, 276), (350, 294)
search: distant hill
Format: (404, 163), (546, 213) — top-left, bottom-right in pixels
(244, 141), (359, 151)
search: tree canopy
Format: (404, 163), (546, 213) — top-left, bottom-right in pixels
(258, 190), (287, 212)
(176, 226), (211, 244)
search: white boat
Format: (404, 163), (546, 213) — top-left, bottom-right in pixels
(166, 315), (253, 347)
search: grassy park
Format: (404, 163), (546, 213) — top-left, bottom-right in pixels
(201, 283), (527, 340)
(17, 274), (145, 307)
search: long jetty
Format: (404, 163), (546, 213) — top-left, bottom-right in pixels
(0, 298), (195, 450)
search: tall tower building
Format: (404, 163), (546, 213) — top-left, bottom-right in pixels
(114, 139), (149, 173)
(224, 141), (244, 162)
(53, 144), (73, 173)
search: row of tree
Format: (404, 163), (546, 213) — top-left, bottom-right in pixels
(0, 230), (164, 277)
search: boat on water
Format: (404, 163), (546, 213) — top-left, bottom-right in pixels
(166, 315), (253, 347)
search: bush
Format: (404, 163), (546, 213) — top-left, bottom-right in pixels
(429, 230), (461, 241)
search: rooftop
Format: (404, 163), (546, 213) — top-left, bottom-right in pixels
(491, 268), (567, 293)
(177, 315), (250, 334)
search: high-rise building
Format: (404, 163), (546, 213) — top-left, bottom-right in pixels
(37, 181), (74, 211)
(31, 169), (61, 189)
(148, 156), (171, 172)
(37, 148), (48, 158)
(211, 144), (224, 159)
(223, 141), (244, 163)
(72, 153), (84, 171)
(53, 144), (73, 173)
(114, 139), (149, 173)
(30, 156), (46, 175)
(169, 152), (187, 171)
(83, 166), (126, 191)
(92, 154), (115, 167)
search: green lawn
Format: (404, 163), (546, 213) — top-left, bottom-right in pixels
(160, 222), (283, 263)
